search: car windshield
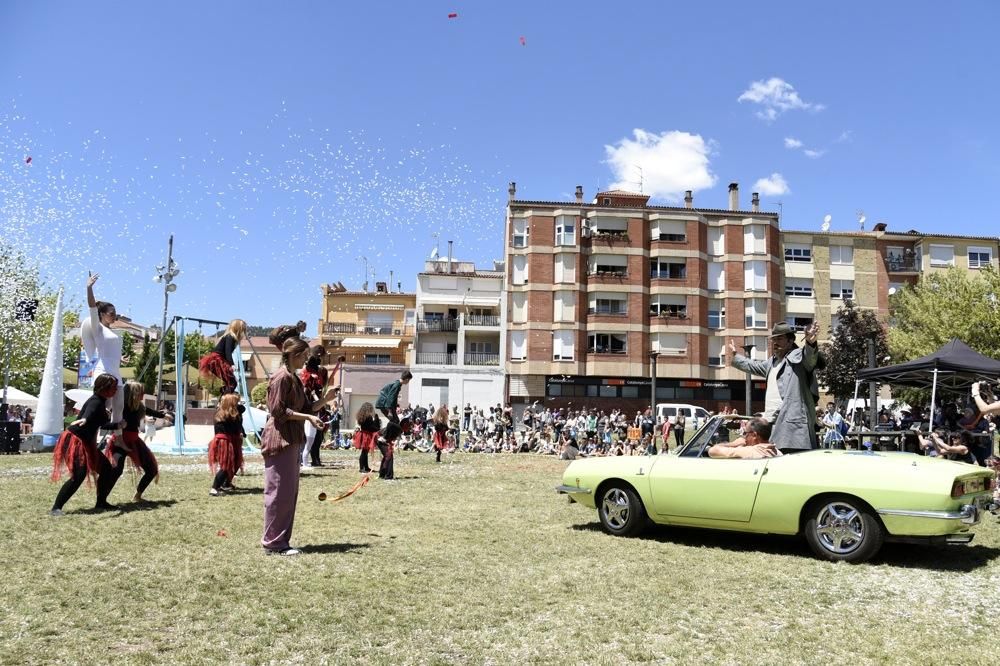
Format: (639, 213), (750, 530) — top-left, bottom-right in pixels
(678, 415), (747, 457)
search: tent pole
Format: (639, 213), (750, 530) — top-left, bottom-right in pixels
(929, 367), (939, 431)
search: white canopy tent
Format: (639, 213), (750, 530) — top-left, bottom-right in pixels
(3, 387), (39, 409)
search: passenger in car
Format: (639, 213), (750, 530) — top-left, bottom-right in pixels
(708, 418), (781, 460)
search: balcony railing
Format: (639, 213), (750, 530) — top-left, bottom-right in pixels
(651, 310), (689, 320)
(323, 322), (413, 336)
(885, 256), (919, 272)
(416, 318), (459, 333)
(588, 230), (630, 242)
(415, 352), (458, 365)
(464, 314), (500, 327)
(323, 322), (356, 334)
(340, 351), (406, 365)
(588, 270), (628, 278)
(464, 353), (499, 366)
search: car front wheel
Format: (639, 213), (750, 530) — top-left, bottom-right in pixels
(597, 484), (647, 537)
(804, 496), (884, 563)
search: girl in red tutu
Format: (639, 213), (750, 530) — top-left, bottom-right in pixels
(352, 401), (381, 473)
(198, 319), (247, 395)
(101, 381), (172, 504)
(432, 405), (450, 463)
(208, 394), (246, 495)
(50, 373), (119, 515)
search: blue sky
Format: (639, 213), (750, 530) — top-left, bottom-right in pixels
(1, 1), (997, 332)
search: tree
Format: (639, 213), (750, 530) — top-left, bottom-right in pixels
(250, 380), (269, 405)
(817, 300), (890, 402)
(120, 331), (136, 364)
(131, 333), (159, 394)
(888, 266), (1000, 360)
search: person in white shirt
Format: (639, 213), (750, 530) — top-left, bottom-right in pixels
(81, 273), (124, 434)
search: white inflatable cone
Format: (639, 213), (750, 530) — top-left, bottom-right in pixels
(33, 289), (65, 435)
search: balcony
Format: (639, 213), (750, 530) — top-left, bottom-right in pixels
(464, 314), (500, 327)
(885, 255), (919, 272)
(323, 322), (356, 334)
(464, 353), (500, 366)
(650, 310), (689, 321)
(587, 229), (631, 243)
(340, 351), (406, 365)
(415, 352), (458, 365)
(323, 322), (413, 336)
(416, 318), (459, 333)
(588, 270), (629, 279)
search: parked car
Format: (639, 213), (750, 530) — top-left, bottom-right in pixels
(655, 403), (710, 430)
(556, 414), (994, 562)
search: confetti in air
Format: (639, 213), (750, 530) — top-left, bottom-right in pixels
(448, 13), (458, 19)
(519, 36), (526, 46)
(24, 156), (31, 164)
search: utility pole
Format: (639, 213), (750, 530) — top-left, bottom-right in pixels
(154, 235), (179, 403)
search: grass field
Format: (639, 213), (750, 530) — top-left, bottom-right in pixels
(1, 449), (999, 665)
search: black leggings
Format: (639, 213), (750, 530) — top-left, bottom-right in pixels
(308, 429), (323, 466)
(359, 450), (371, 472)
(213, 469), (229, 490)
(377, 442), (393, 479)
(53, 455), (113, 511)
(102, 445), (158, 500)
(674, 428), (685, 448)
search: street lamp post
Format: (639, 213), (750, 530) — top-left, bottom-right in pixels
(649, 350), (659, 435)
(154, 235), (180, 403)
(742, 337), (755, 416)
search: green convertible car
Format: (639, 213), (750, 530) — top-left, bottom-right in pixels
(557, 415), (995, 562)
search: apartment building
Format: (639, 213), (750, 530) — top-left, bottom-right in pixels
(317, 282), (415, 427)
(504, 182), (777, 415)
(781, 224), (1000, 341)
(409, 250), (505, 411)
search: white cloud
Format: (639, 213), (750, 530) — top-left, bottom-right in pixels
(803, 149), (825, 159)
(603, 129), (716, 202)
(753, 173), (790, 196)
(784, 137), (803, 149)
(835, 130), (853, 143)
(738, 78), (824, 121)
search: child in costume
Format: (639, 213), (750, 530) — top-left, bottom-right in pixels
(208, 394), (246, 495)
(198, 319), (247, 395)
(432, 405), (450, 463)
(352, 402), (381, 473)
(102, 381), (171, 503)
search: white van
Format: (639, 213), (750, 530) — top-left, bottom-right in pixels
(655, 403), (710, 430)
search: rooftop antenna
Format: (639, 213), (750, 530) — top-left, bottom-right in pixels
(856, 210), (866, 231)
(776, 200), (784, 226)
(633, 165), (644, 194)
(821, 214), (832, 232)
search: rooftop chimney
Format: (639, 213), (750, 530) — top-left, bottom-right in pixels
(684, 190), (693, 209)
(447, 240), (454, 273)
(728, 183), (739, 211)
(389, 270), (394, 292)
(375, 281), (388, 294)
(751, 192), (760, 212)
(397, 281), (402, 293)
(575, 185), (583, 203)
(508, 181), (516, 202)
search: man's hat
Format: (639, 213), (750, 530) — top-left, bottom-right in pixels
(769, 322), (795, 338)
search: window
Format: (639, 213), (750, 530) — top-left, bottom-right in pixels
(554, 253), (576, 283)
(707, 262), (725, 291)
(743, 261), (767, 291)
(784, 244), (812, 263)
(621, 386), (639, 399)
(652, 333), (686, 355)
(599, 385), (616, 397)
(744, 224), (766, 254)
(510, 331), (526, 361)
(468, 341), (494, 354)
(590, 255), (627, 276)
(555, 216), (576, 246)
(422, 378), (449, 387)
(553, 330), (575, 361)
(744, 298), (767, 329)
(708, 300), (726, 329)
(553, 290), (575, 322)
(511, 255), (528, 285)
(589, 294), (627, 315)
(707, 227), (725, 256)
(512, 219), (529, 248)
(748, 335), (768, 362)
(511, 292), (526, 323)
(363, 353), (391, 365)
(588, 333), (627, 354)
(650, 260), (686, 279)
(708, 337), (725, 367)
(785, 278), (814, 297)
(830, 314), (841, 335)
(915, 245), (923, 268)
(830, 279), (854, 300)
(785, 316), (813, 332)
(830, 245), (854, 265)
(650, 294), (687, 318)
(969, 246), (993, 269)
(656, 220), (687, 242)
(929, 244), (954, 267)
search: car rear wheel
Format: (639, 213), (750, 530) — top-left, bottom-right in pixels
(597, 484), (647, 537)
(804, 496), (884, 563)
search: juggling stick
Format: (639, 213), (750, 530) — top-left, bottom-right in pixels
(318, 474), (371, 503)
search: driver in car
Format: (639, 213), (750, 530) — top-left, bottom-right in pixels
(708, 418), (781, 459)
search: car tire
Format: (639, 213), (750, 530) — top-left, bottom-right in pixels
(597, 483), (647, 537)
(804, 495), (884, 563)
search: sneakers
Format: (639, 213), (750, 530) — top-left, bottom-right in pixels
(265, 547), (301, 556)
(49, 509), (64, 517)
(94, 502), (118, 511)
(221, 484), (236, 492)
(209, 488), (221, 496)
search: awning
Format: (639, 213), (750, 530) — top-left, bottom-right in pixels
(462, 297), (500, 307)
(355, 304), (405, 311)
(340, 337), (401, 349)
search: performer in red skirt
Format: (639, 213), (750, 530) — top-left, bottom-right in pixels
(377, 417), (412, 480)
(352, 401), (381, 473)
(432, 405), (450, 463)
(101, 381), (172, 504)
(50, 373), (119, 515)
(208, 394), (246, 495)
(198, 319), (247, 395)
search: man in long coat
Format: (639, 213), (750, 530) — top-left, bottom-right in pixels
(729, 321), (823, 451)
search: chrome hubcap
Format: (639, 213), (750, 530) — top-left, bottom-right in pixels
(602, 488), (630, 529)
(815, 502), (864, 554)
